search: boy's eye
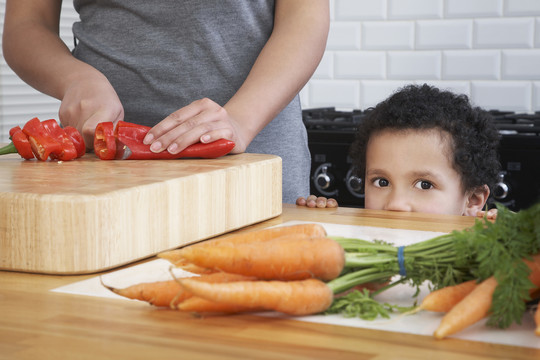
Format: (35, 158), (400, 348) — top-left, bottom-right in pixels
(373, 178), (389, 188)
(415, 180), (433, 190)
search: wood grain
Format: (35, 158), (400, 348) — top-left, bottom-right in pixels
(0, 153), (282, 274)
(0, 205), (538, 359)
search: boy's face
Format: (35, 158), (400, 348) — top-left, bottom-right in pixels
(364, 129), (473, 216)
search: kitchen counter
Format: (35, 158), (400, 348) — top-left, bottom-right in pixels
(1, 204), (538, 360)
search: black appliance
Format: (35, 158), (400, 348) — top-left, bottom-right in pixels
(302, 108), (540, 211)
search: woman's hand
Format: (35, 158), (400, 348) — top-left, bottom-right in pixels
(59, 70), (124, 150)
(142, 98), (247, 155)
(296, 195), (339, 208)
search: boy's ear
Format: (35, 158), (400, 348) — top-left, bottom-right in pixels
(464, 185), (490, 216)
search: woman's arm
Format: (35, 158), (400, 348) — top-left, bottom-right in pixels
(144, 0), (330, 154)
(3, 0), (123, 148)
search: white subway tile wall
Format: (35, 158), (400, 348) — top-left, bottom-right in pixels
(302, 0), (540, 112)
(1, 1), (540, 142)
(445, 0), (503, 18)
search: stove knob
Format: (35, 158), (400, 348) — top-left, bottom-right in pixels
(347, 175), (363, 192)
(315, 165), (334, 190)
(493, 172), (510, 200)
(345, 168), (365, 199)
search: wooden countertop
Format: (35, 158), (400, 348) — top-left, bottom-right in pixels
(1, 204), (538, 360)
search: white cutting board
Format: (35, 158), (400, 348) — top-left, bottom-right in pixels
(52, 221), (540, 349)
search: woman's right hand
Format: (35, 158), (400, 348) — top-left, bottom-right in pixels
(59, 69), (125, 150)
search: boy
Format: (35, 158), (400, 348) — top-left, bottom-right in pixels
(297, 84), (500, 219)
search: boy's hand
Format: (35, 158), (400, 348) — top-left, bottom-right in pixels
(296, 195), (338, 208)
(476, 208), (498, 220)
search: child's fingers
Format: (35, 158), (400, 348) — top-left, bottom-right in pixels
(306, 195), (318, 208)
(486, 209), (498, 220)
(476, 209), (498, 220)
(326, 198), (338, 208)
(296, 195), (338, 208)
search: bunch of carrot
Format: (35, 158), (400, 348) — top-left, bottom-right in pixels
(106, 223), (347, 316)
(104, 202), (540, 339)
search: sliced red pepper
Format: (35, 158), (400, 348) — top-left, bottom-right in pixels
(22, 117), (62, 161)
(63, 126), (86, 158)
(113, 121), (235, 160)
(0, 126), (34, 159)
(94, 122), (116, 160)
(11, 129), (35, 160)
(42, 119), (78, 161)
(9, 126), (22, 138)
(1, 126), (35, 160)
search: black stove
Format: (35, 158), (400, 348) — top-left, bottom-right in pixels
(302, 108), (540, 211)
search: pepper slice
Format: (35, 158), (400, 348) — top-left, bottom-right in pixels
(4, 126), (35, 160)
(42, 119), (78, 161)
(0, 126), (35, 160)
(22, 117), (62, 161)
(113, 121), (235, 160)
(9, 126), (22, 138)
(94, 122), (117, 160)
(11, 129), (35, 160)
(63, 126), (86, 158)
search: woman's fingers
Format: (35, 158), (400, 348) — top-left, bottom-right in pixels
(144, 98), (237, 154)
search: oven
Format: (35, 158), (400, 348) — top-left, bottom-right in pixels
(302, 108), (540, 212)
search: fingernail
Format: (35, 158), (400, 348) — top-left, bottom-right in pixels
(150, 142), (162, 152)
(143, 134), (154, 145)
(167, 143), (178, 154)
(201, 135), (210, 143)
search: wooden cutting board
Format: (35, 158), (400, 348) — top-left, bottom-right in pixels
(0, 152), (282, 274)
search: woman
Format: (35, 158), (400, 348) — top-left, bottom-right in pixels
(3, 0), (329, 203)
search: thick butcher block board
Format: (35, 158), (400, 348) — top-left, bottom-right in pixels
(0, 152), (282, 274)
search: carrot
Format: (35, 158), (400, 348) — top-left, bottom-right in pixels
(524, 254), (540, 288)
(177, 296), (257, 314)
(159, 223), (327, 264)
(104, 272), (255, 308)
(534, 304), (540, 336)
(420, 280), (478, 313)
(433, 253), (540, 339)
(179, 277), (334, 316)
(161, 234), (345, 281)
(105, 279), (187, 308)
(203, 223), (327, 246)
(433, 276), (498, 339)
(176, 262), (216, 275)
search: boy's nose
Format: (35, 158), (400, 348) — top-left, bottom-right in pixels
(383, 190), (412, 212)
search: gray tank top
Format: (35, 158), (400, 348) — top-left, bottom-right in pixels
(71, 0), (311, 203)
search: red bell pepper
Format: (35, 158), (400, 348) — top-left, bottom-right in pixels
(11, 129), (35, 160)
(110, 121), (235, 160)
(0, 126), (35, 160)
(42, 119), (78, 161)
(94, 122), (116, 160)
(22, 117), (63, 161)
(63, 126), (86, 158)
(1, 118), (86, 161)
(9, 126), (22, 138)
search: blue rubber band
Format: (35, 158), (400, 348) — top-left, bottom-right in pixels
(397, 246), (406, 276)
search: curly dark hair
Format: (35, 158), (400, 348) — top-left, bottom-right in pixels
(349, 84), (501, 193)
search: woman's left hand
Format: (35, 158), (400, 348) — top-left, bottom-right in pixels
(143, 98), (248, 155)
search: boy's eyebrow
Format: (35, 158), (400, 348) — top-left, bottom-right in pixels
(409, 170), (444, 181)
(366, 168), (444, 181)
(365, 168), (387, 176)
